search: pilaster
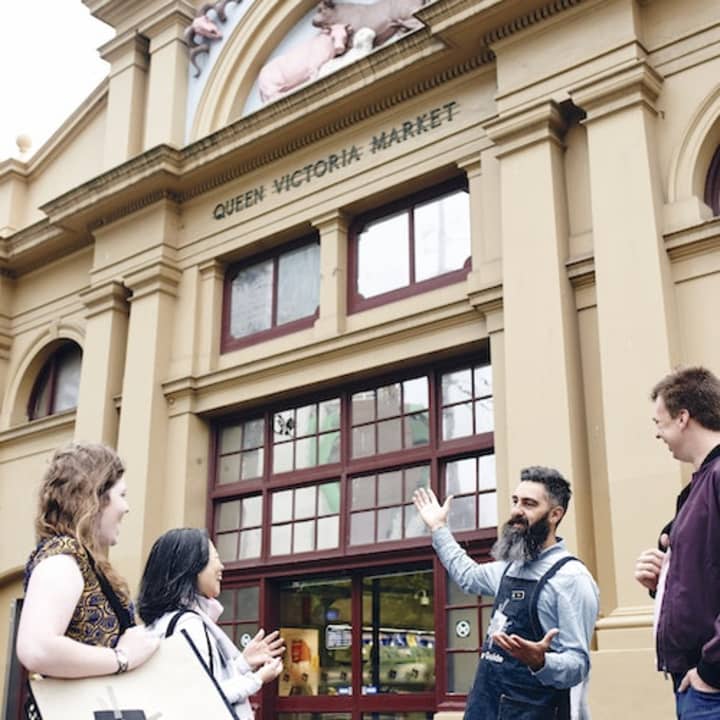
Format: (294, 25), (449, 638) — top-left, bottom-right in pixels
(312, 210), (350, 339)
(0, 271), (14, 410)
(196, 259), (225, 374)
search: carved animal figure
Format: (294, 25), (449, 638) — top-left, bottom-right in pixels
(318, 26), (376, 77)
(185, 0), (241, 77)
(312, 0), (425, 46)
(258, 24), (351, 103)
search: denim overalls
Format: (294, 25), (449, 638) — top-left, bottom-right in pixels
(464, 556), (576, 720)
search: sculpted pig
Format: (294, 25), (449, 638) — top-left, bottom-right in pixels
(258, 24), (351, 103)
(312, 0), (425, 46)
(318, 27), (376, 78)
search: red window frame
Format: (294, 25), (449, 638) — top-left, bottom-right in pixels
(348, 177), (471, 314)
(705, 145), (720, 216)
(27, 341), (83, 420)
(221, 234), (320, 353)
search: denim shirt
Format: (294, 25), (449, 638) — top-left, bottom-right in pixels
(432, 527), (599, 689)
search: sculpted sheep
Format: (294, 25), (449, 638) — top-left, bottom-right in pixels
(312, 0), (425, 46)
(318, 26), (376, 77)
(258, 24), (351, 103)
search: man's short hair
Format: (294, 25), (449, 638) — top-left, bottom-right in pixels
(651, 366), (720, 431)
(520, 466), (571, 513)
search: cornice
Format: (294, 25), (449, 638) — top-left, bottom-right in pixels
(468, 281), (503, 316)
(80, 280), (131, 318)
(483, 100), (566, 156)
(664, 216), (720, 261)
(0, 410), (76, 445)
(124, 259), (182, 300)
(99, 30), (150, 71)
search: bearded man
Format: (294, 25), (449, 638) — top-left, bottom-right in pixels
(414, 466), (599, 720)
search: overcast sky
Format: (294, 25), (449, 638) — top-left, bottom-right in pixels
(0, 1), (114, 161)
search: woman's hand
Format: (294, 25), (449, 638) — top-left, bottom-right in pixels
(116, 626), (160, 670)
(257, 657), (283, 684)
(242, 628), (285, 668)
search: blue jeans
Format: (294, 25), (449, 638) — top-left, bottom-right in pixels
(675, 686), (720, 719)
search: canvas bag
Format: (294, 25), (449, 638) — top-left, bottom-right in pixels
(28, 629), (239, 720)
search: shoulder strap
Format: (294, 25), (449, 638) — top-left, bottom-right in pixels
(529, 555), (582, 639)
(84, 549), (134, 634)
(166, 609), (215, 675)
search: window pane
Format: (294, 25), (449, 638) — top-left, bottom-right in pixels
(220, 426), (242, 454)
(239, 529), (262, 559)
(295, 486), (317, 520)
(377, 418), (402, 454)
(241, 496), (262, 527)
(377, 506), (402, 542)
(277, 243), (320, 324)
(475, 397), (494, 433)
(377, 383), (401, 419)
(448, 495), (476, 532)
(217, 501), (240, 531)
(479, 492), (498, 528)
(243, 419), (264, 449)
(295, 437), (318, 469)
(293, 520), (315, 553)
(240, 448), (263, 479)
(230, 260), (273, 338)
(404, 465), (430, 501)
(236, 587), (259, 619)
(217, 532), (239, 562)
(442, 369), (473, 404)
(357, 213), (409, 298)
(403, 377), (428, 411)
(274, 409), (296, 441)
(447, 652), (477, 694)
(352, 425), (375, 458)
(350, 511), (375, 545)
(352, 475), (375, 510)
(319, 431), (340, 465)
(404, 504), (429, 538)
(446, 458), (477, 496)
(296, 404), (318, 436)
(475, 364), (493, 397)
(442, 403), (473, 440)
(405, 411), (429, 447)
(316, 515), (339, 550)
(479, 454), (496, 491)
(377, 471), (402, 506)
(352, 390), (375, 424)
(318, 482), (340, 514)
(218, 454), (241, 485)
(274, 442), (293, 474)
(53, 345), (82, 412)
(447, 608), (479, 650)
(319, 398), (340, 430)
(273, 490), (293, 524)
(271, 524), (292, 555)
(414, 189), (470, 281)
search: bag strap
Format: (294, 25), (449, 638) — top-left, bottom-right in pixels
(165, 609), (215, 675)
(84, 549), (134, 634)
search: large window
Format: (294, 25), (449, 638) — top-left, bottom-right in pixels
(349, 179), (471, 312)
(28, 341), (82, 420)
(705, 145), (720, 215)
(222, 235), (320, 351)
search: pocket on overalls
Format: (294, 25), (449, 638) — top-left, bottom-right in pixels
(498, 694), (558, 720)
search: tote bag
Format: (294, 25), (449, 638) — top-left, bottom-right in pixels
(28, 630), (239, 720)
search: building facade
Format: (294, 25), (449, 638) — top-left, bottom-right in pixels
(1, 0), (720, 717)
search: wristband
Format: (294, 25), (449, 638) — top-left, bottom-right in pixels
(113, 647), (129, 674)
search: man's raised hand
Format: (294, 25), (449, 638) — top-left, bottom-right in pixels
(413, 487), (453, 532)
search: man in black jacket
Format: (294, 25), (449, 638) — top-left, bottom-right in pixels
(634, 366), (720, 719)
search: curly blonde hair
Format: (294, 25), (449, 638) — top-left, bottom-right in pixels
(36, 443), (130, 603)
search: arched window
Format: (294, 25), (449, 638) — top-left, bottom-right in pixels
(28, 342), (83, 420)
(704, 145), (720, 215)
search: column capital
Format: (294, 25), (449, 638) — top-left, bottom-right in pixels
(311, 210), (351, 235)
(571, 60), (663, 123)
(80, 280), (131, 318)
(483, 101), (566, 158)
(456, 152), (483, 179)
(140, 3), (195, 53)
(198, 258), (226, 281)
(99, 30), (150, 74)
(124, 260), (182, 301)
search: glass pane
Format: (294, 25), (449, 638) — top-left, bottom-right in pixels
(218, 454), (241, 485)
(296, 404), (318, 436)
(220, 426), (242, 454)
(240, 448), (263, 479)
(474, 364), (493, 397)
(377, 418), (402, 454)
(275, 409), (296, 441)
(216, 501), (240, 531)
(362, 715), (433, 720)
(446, 458), (477, 496)
(404, 465), (430, 501)
(273, 489), (293, 524)
(277, 242), (320, 324)
(319, 431), (340, 465)
(447, 652), (477, 694)
(295, 486), (317, 520)
(403, 377), (428, 411)
(448, 495), (476, 532)
(377, 383), (401, 419)
(293, 520), (315, 553)
(478, 492), (498, 529)
(216, 532), (238, 562)
(350, 511), (375, 545)
(475, 397), (494, 434)
(357, 213), (409, 298)
(319, 398), (341, 431)
(272, 524), (292, 555)
(236, 586), (259, 619)
(442, 369), (473, 405)
(352, 425), (375, 458)
(239, 528), (262, 559)
(53, 345), (82, 412)
(318, 482), (340, 515)
(442, 403), (473, 440)
(478, 454), (496, 491)
(235, 622), (259, 650)
(316, 515), (339, 550)
(377, 471), (402, 506)
(274, 441), (294, 474)
(405, 411), (429, 447)
(447, 608), (479, 650)
(352, 390), (375, 424)
(243, 419), (264, 449)
(296, 437), (318, 470)
(352, 475), (375, 510)
(30, 367), (53, 418)
(377, 506), (402, 542)
(230, 260), (273, 338)
(404, 504), (429, 538)
(241, 496), (262, 527)
(414, 189), (470, 281)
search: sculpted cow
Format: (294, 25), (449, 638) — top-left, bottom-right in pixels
(318, 26), (376, 78)
(312, 0), (426, 46)
(258, 24), (351, 103)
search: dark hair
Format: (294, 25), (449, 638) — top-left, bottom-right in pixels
(137, 528), (210, 626)
(520, 466), (572, 515)
(651, 366), (720, 431)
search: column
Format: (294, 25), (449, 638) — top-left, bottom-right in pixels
(195, 259), (225, 374)
(114, 261), (182, 584)
(484, 101), (591, 555)
(75, 280), (130, 444)
(100, 32), (149, 169)
(0, 271), (13, 406)
(141, 8), (194, 150)
(312, 210), (349, 338)
(571, 62), (681, 622)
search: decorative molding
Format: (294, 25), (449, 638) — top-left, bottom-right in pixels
(79, 280), (131, 318)
(198, 258), (226, 281)
(664, 216), (720, 261)
(482, 0), (585, 45)
(0, 409), (76, 445)
(483, 101), (566, 156)
(124, 260), (182, 301)
(87, 190), (182, 231)
(566, 253), (596, 289)
(311, 210), (351, 235)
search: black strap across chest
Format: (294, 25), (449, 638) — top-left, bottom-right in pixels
(165, 609), (215, 675)
(84, 549), (134, 634)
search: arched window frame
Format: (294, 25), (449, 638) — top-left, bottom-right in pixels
(27, 341), (83, 421)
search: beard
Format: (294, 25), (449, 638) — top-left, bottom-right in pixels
(491, 511), (552, 564)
